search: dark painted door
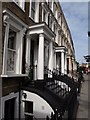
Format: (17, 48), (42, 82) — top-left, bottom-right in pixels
(4, 98), (15, 120)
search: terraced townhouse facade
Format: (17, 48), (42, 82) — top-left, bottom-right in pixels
(0, 0), (78, 119)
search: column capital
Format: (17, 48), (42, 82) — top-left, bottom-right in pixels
(61, 50), (65, 53)
(39, 33), (44, 37)
(3, 14), (10, 23)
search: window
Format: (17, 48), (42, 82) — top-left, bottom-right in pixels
(24, 101), (33, 120)
(13, 0), (25, 10)
(48, 2), (52, 9)
(48, 15), (52, 30)
(53, 3), (57, 17)
(54, 24), (56, 33)
(43, 10), (46, 22)
(7, 29), (16, 72)
(2, 10), (26, 76)
(31, 2), (35, 20)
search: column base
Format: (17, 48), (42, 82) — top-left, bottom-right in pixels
(35, 79), (46, 90)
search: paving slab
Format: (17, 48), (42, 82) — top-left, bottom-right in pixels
(76, 74), (89, 119)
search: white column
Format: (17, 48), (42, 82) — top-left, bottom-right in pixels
(26, 35), (31, 70)
(52, 22), (54, 32)
(2, 23), (9, 74)
(69, 56), (72, 77)
(61, 51), (65, 74)
(51, 1), (54, 12)
(48, 41), (53, 77)
(38, 34), (44, 80)
(64, 53), (67, 74)
(42, 7), (44, 22)
(46, 12), (49, 25)
(34, 41), (38, 80)
(18, 29), (25, 74)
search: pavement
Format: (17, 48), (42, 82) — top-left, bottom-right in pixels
(76, 74), (90, 119)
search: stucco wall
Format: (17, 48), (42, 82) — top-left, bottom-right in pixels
(22, 90), (54, 119)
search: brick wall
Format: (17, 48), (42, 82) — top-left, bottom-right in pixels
(2, 2), (35, 26)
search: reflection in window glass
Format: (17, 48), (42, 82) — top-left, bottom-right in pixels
(7, 29), (16, 72)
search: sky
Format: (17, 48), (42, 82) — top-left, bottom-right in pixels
(60, 2), (88, 64)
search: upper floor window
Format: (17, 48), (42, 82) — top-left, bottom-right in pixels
(48, 2), (52, 9)
(43, 10), (46, 22)
(48, 15), (52, 30)
(31, 2), (36, 20)
(7, 29), (16, 72)
(54, 24), (56, 33)
(13, 0), (25, 11)
(53, 3), (57, 17)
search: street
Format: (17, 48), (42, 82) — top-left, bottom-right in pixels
(76, 73), (90, 119)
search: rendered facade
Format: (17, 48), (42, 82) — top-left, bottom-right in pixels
(0, 1), (78, 119)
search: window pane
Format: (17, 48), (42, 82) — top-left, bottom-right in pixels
(8, 29), (16, 49)
(32, 2), (35, 9)
(31, 2), (35, 19)
(48, 2), (52, 9)
(31, 9), (35, 19)
(25, 101), (33, 113)
(7, 50), (15, 71)
(7, 29), (16, 72)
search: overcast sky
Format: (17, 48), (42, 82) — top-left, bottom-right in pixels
(60, 2), (88, 63)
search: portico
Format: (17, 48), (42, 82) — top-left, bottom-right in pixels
(55, 46), (67, 74)
(26, 23), (55, 80)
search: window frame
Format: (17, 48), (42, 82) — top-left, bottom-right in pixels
(13, 0), (25, 11)
(30, 1), (36, 20)
(2, 10), (27, 76)
(7, 29), (17, 73)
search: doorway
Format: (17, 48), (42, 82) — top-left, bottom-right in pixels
(30, 40), (34, 80)
(4, 98), (15, 120)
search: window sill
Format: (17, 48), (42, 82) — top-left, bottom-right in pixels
(1, 74), (28, 78)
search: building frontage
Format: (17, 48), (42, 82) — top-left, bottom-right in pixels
(0, 0), (78, 119)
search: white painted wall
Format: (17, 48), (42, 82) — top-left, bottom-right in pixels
(22, 90), (54, 119)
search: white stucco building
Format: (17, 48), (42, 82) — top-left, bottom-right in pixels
(0, 0), (78, 120)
